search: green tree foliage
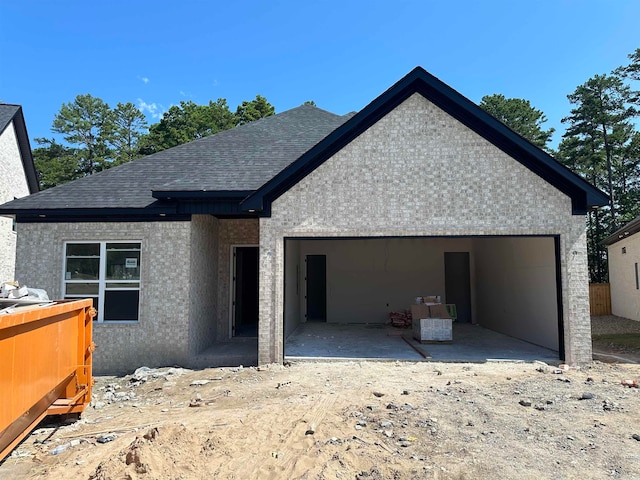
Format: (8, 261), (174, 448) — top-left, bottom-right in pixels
(52, 94), (115, 176)
(32, 138), (78, 189)
(479, 94), (555, 151)
(616, 48), (640, 83)
(140, 99), (236, 154)
(36, 93), (277, 187)
(36, 95), (148, 188)
(235, 95), (275, 126)
(112, 102), (148, 164)
(558, 72), (639, 282)
(141, 96), (276, 154)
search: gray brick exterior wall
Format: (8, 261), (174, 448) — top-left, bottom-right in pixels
(15, 220), (193, 374)
(0, 121), (30, 282)
(259, 93), (591, 365)
(216, 219), (260, 340)
(189, 215), (219, 354)
(14, 216), (260, 373)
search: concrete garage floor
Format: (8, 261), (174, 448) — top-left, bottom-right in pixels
(285, 322), (559, 363)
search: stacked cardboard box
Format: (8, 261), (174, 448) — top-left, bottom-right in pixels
(410, 303), (453, 343)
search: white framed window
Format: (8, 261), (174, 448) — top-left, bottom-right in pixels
(63, 241), (141, 322)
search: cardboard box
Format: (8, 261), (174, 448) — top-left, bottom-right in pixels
(410, 304), (431, 320)
(428, 303), (452, 319)
(413, 318), (453, 343)
(410, 303), (452, 320)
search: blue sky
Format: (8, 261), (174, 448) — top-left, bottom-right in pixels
(1, 0), (638, 148)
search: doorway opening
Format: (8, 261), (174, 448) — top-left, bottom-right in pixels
(232, 246), (258, 337)
(306, 254), (327, 321)
(444, 252), (472, 323)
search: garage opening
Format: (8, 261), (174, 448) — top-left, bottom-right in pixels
(283, 236), (562, 362)
(232, 246), (259, 337)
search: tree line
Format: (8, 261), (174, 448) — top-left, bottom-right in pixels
(34, 95), (275, 189)
(482, 49), (639, 282)
(556, 49), (639, 282)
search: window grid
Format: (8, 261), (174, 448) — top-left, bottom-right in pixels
(63, 241), (141, 322)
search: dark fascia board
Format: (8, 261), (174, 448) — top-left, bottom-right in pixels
(0, 205), (179, 220)
(152, 189), (253, 200)
(1, 105), (39, 194)
(152, 190), (258, 216)
(601, 215), (640, 246)
(241, 67), (608, 216)
(2, 203), (258, 221)
(16, 213), (191, 223)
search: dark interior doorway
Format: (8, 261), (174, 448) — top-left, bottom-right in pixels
(444, 252), (472, 323)
(233, 246), (258, 337)
(306, 254), (326, 321)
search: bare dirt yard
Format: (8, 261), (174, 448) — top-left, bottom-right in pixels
(1, 316), (640, 479)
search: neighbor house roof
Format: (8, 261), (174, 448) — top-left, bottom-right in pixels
(0, 67), (607, 221)
(0, 104), (39, 194)
(602, 215), (640, 246)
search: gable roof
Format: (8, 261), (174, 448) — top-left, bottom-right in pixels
(241, 67), (608, 215)
(602, 215), (640, 246)
(0, 67), (608, 221)
(0, 105), (351, 219)
(0, 104), (39, 194)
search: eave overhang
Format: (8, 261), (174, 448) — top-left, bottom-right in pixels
(602, 216), (640, 246)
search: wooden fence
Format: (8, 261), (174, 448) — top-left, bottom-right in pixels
(589, 283), (611, 316)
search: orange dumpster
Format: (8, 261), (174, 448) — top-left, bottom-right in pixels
(0, 299), (95, 461)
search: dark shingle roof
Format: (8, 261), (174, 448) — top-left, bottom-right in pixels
(0, 104), (39, 194)
(0, 104), (21, 134)
(0, 105), (350, 213)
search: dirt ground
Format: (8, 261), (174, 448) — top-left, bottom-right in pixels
(592, 315), (640, 364)
(1, 355), (639, 480)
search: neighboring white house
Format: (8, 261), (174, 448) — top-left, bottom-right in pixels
(0, 105), (38, 282)
(603, 216), (640, 321)
(0, 68), (608, 373)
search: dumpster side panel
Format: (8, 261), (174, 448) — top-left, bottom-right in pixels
(0, 299), (94, 460)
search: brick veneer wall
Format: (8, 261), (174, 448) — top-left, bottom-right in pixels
(15, 220), (193, 374)
(0, 121), (30, 282)
(215, 219), (260, 340)
(189, 215), (219, 354)
(259, 93), (591, 365)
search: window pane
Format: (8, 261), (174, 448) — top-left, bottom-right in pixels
(66, 243), (99, 257)
(66, 258), (100, 280)
(107, 250), (140, 280)
(65, 283), (99, 295)
(104, 290), (139, 321)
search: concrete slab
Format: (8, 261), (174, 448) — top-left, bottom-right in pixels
(286, 323), (424, 361)
(285, 322), (559, 363)
(191, 339), (258, 369)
